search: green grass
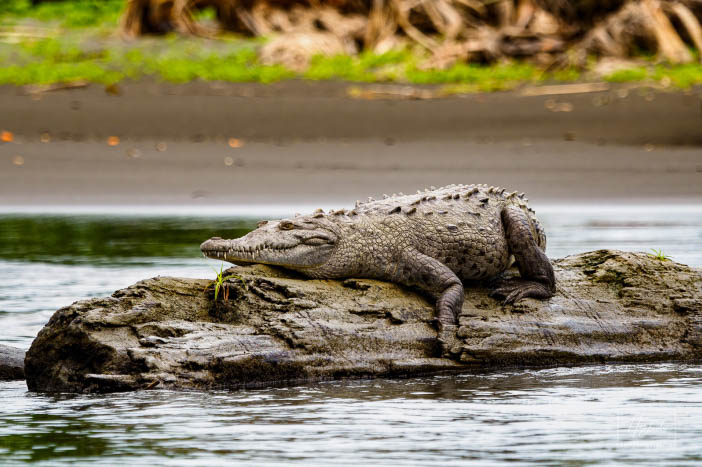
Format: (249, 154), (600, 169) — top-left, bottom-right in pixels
(603, 63), (702, 88)
(1, 0), (124, 27)
(0, 61), (121, 85)
(603, 67), (648, 83)
(0, 32), (579, 87)
(0, 35), (296, 85)
(648, 248), (671, 262)
(205, 263), (245, 302)
(652, 63), (702, 88)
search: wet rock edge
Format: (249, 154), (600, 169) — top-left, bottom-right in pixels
(0, 344), (26, 381)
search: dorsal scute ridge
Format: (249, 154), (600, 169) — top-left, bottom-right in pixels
(331, 183), (527, 217)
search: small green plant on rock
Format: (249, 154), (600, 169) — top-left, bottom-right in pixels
(649, 248), (670, 262)
(205, 262), (245, 301)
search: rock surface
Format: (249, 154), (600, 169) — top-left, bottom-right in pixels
(1, 344), (26, 380)
(25, 250), (702, 393)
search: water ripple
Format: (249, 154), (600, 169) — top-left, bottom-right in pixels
(1, 365), (702, 465)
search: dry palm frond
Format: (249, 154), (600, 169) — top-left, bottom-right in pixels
(120, 0), (702, 68)
(668, 1), (702, 62)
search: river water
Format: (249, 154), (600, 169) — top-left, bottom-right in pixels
(1, 204), (701, 465)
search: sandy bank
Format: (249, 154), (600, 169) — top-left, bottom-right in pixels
(1, 81), (700, 207)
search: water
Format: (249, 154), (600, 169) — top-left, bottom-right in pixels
(1, 204), (701, 465)
(1, 365), (702, 465)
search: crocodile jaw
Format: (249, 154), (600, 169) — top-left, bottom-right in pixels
(200, 233), (334, 269)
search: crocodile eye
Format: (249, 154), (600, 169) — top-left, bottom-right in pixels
(279, 221), (295, 230)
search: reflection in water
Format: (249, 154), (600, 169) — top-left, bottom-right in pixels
(0, 216), (257, 265)
(0, 206), (701, 465)
(1, 365), (701, 465)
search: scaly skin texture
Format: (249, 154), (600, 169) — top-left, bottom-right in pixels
(201, 184), (556, 331)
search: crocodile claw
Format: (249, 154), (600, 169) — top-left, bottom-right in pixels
(490, 278), (554, 305)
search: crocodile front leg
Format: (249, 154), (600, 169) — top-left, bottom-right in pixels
(392, 251), (463, 327)
(490, 206), (556, 304)
(388, 250), (463, 357)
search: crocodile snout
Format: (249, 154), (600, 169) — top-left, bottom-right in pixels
(200, 237), (226, 252)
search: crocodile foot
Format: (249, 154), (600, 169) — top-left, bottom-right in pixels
(489, 278), (554, 305)
(437, 324), (461, 359)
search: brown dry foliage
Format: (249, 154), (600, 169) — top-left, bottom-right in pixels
(121, 0), (702, 68)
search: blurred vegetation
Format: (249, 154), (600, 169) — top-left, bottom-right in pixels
(0, 1), (701, 89)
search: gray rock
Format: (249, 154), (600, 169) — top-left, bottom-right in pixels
(0, 344), (25, 380)
(25, 250), (702, 393)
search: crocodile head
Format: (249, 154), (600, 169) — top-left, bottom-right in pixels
(200, 215), (339, 271)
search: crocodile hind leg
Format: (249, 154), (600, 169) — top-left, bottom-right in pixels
(489, 206), (556, 304)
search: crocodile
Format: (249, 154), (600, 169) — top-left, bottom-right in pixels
(201, 184), (555, 330)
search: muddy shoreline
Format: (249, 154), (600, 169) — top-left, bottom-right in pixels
(1, 81), (701, 206)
